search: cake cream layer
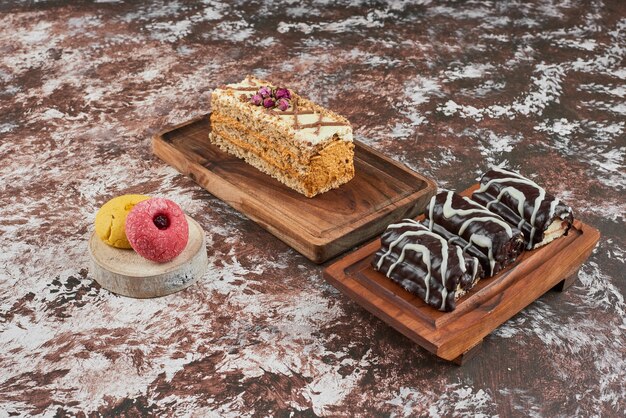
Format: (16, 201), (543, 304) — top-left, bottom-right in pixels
(210, 130), (354, 198)
(536, 218), (572, 248)
(209, 121), (354, 183)
(211, 113), (314, 172)
(210, 76), (355, 197)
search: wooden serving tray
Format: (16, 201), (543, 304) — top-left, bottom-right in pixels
(323, 185), (601, 364)
(152, 114), (436, 263)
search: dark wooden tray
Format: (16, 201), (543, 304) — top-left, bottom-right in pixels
(152, 115), (437, 263)
(323, 184), (601, 364)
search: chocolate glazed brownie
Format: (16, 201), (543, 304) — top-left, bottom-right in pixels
(472, 167), (574, 250)
(371, 170), (576, 312)
(425, 191), (525, 277)
(372, 219), (483, 312)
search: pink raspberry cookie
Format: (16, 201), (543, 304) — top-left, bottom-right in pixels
(125, 198), (189, 263)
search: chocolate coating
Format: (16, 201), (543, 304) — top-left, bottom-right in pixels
(425, 191), (525, 277)
(472, 167), (574, 249)
(372, 219), (483, 312)
(421, 219), (488, 279)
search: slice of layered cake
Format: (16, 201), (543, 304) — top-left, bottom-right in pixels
(209, 76), (354, 198)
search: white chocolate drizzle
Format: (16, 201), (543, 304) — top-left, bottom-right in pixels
(427, 191), (514, 275)
(475, 166), (572, 249)
(377, 219), (477, 311)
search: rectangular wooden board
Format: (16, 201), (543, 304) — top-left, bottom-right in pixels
(152, 115), (437, 263)
(323, 184), (601, 363)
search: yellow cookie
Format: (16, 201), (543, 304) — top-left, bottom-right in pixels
(95, 194), (150, 249)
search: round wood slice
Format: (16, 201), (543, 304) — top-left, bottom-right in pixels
(89, 215), (208, 298)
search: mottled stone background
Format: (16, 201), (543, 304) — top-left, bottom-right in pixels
(0, 0), (624, 416)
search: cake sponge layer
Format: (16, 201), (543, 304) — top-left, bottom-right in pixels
(211, 113), (309, 171)
(210, 129), (354, 198)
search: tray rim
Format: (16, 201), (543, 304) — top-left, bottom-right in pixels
(152, 114), (438, 263)
(323, 185), (601, 361)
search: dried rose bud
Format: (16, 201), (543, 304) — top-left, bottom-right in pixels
(258, 86), (272, 98)
(274, 88), (291, 100)
(250, 94), (263, 105)
(263, 98), (275, 108)
(277, 98), (290, 111)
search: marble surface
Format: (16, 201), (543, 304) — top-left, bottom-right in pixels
(1, 1), (624, 416)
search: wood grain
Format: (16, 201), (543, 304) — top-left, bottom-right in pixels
(89, 216), (208, 298)
(323, 185), (601, 363)
(152, 115), (437, 263)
